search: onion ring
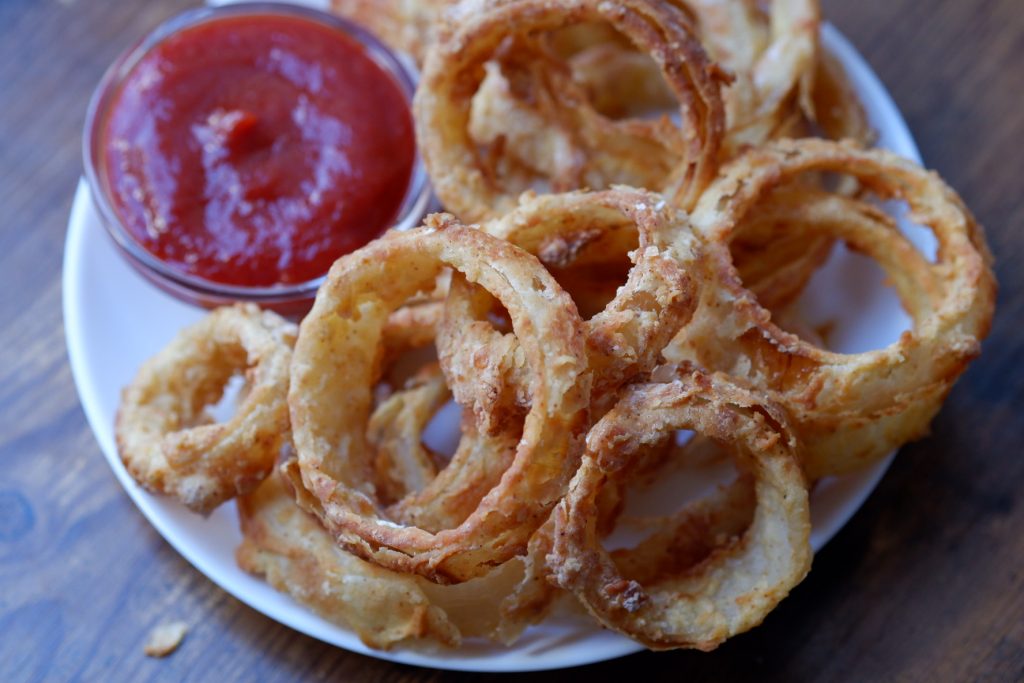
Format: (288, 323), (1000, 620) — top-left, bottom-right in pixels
(551, 368), (811, 650)
(115, 303), (296, 514)
(328, 0), (453, 65)
(288, 217), (590, 583)
(368, 364), (450, 505)
(722, 0), (820, 155)
(534, 0), (823, 157)
(383, 273), (528, 533)
(486, 188), (703, 399)
(666, 138), (996, 478)
(416, 0), (726, 221)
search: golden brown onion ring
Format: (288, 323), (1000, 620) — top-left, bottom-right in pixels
(721, 0), (820, 155)
(435, 273), (529, 436)
(376, 275), (530, 534)
(551, 368), (811, 650)
(289, 217), (590, 583)
(116, 304), (296, 515)
(546, 0), (821, 158)
(667, 138), (996, 478)
(486, 189), (704, 399)
(417, 0), (726, 221)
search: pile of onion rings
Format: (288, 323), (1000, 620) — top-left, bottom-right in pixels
(114, 0), (995, 654)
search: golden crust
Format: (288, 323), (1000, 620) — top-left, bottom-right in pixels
(237, 465), (463, 649)
(288, 219), (591, 583)
(115, 304), (296, 514)
(551, 368), (812, 650)
(667, 138), (997, 478)
(487, 189), (703, 397)
(329, 0), (454, 64)
(368, 364), (450, 505)
(415, 0), (727, 221)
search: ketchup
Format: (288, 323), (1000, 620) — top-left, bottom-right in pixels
(100, 13), (416, 287)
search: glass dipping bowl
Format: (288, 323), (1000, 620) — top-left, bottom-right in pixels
(83, 2), (429, 317)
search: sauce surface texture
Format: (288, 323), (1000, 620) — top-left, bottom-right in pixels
(102, 14), (416, 286)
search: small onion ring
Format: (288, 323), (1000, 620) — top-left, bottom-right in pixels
(380, 277), (528, 533)
(116, 303), (296, 514)
(486, 188), (704, 398)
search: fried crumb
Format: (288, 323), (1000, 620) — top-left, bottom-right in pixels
(143, 621), (188, 657)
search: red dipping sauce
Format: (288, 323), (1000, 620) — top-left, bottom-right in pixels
(93, 7), (418, 290)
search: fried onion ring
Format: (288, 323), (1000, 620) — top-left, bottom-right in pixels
(667, 138), (996, 478)
(551, 368), (811, 650)
(115, 303), (296, 515)
(368, 364), (450, 505)
(329, 0), (453, 65)
(486, 189), (703, 398)
(417, 0), (726, 221)
(288, 217), (590, 583)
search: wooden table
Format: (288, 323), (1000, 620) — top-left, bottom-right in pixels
(2, 0), (1021, 680)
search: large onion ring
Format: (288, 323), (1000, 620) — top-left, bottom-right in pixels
(667, 138), (996, 478)
(416, 0), (726, 221)
(288, 217), (590, 583)
(551, 368), (811, 650)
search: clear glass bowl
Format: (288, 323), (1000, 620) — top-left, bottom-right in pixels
(82, 2), (429, 316)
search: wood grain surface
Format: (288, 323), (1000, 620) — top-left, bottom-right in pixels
(1, 0), (1021, 680)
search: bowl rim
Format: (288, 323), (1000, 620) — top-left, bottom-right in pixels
(82, 1), (430, 305)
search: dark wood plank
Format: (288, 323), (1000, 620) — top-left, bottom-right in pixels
(0, 0), (1021, 680)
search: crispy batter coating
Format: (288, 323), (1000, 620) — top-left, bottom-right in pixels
(330, 0), (455, 65)
(667, 139), (996, 478)
(369, 364), (450, 505)
(288, 218), (591, 583)
(416, 0), (727, 221)
(116, 304), (296, 514)
(551, 368), (812, 650)
(486, 189), (703, 399)
(237, 465), (463, 649)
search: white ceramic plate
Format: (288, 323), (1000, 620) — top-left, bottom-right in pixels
(64, 22), (927, 673)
